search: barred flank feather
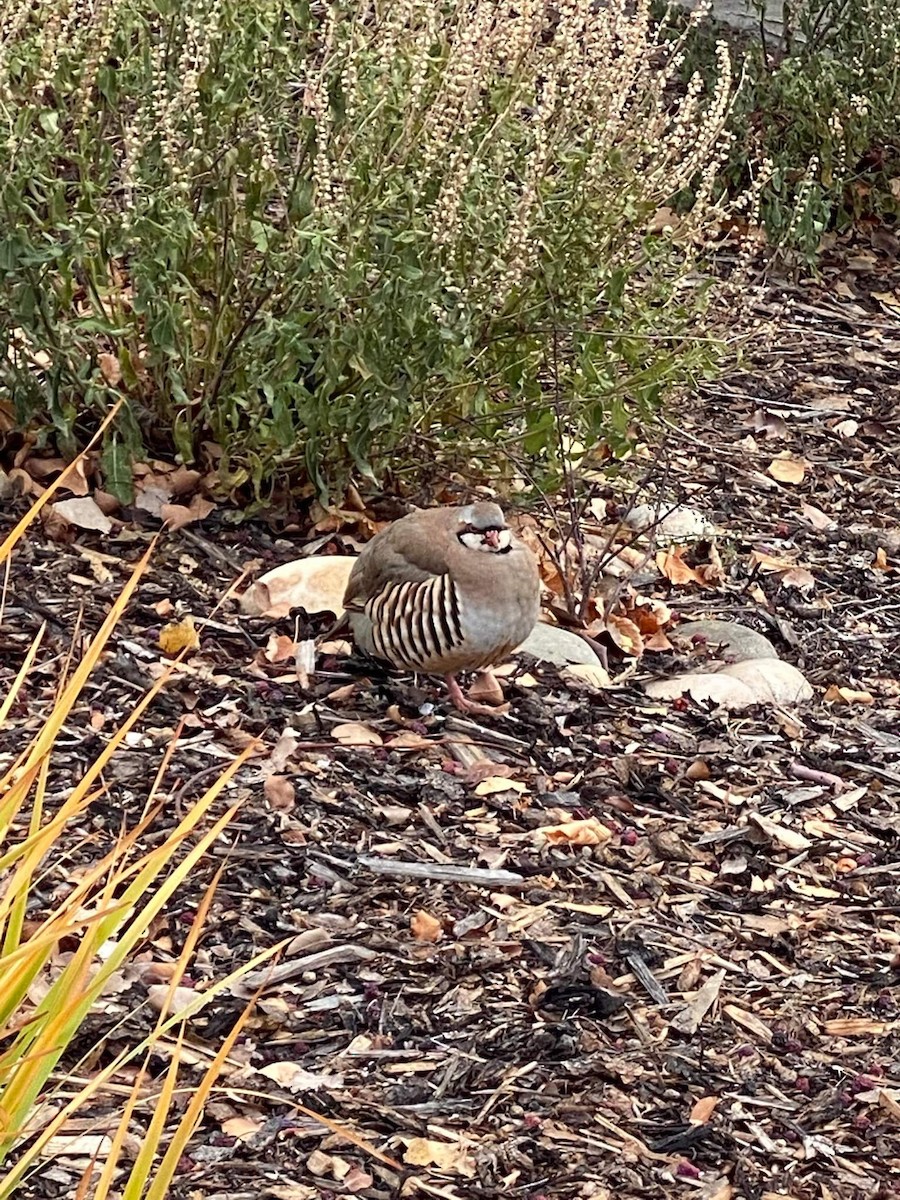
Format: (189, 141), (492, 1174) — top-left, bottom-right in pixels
(366, 574), (464, 672)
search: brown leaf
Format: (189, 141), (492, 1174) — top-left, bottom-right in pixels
(466, 670), (505, 706)
(474, 776), (528, 796)
(606, 612), (644, 655)
(402, 1137), (476, 1176)
(767, 456), (808, 484)
(410, 910), (443, 943)
(799, 501), (837, 532)
(160, 496), (216, 531)
(264, 634), (297, 664)
(689, 1095), (720, 1125)
(263, 775), (296, 811)
(241, 556), (355, 619)
(656, 546), (702, 586)
(51, 496), (114, 533)
(331, 722), (383, 747)
(824, 1018), (891, 1037)
(98, 352), (122, 386)
(823, 685), (875, 705)
(538, 818), (612, 847)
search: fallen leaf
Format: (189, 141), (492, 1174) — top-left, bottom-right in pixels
(833, 418), (859, 439)
(767, 456), (808, 484)
(474, 776), (528, 797)
(221, 1116), (265, 1140)
(824, 1018), (891, 1037)
(823, 685), (875, 705)
(799, 502), (837, 532)
(265, 634), (297, 664)
(410, 910), (443, 942)
(748, 811), (811, 852)
(402, 1137), (477, 1176)
(689, 1095), (720, 1125)
(538, 818), (612, 847)
(159, 615), (200, 656)
(779, 567), (816, 590)
(263, 774), (296, 811)
(560, 663), (612, 691)
(259, 1062), (344, 1090)
(657, 546), (703, 586)
(42, 1134), (114, 1159)
(723, 1004), (773, 1042)
(466, 670), (505, 706)
(331, 722), (383, 747)
(146, 984), (199, 1017)
(606, 612), (644, 655)
(160, 496), (216, 531)
(98, 352), (122, 385)
(51, 496), (114, 533)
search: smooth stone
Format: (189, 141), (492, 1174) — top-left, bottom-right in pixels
(518, 622), (601, 667)
(645, 658), (812, 711)
(673, 619), (777, 663)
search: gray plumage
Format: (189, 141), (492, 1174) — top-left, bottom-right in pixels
(342, 502), (540, 709)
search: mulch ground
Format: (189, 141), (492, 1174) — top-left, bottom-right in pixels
(2, 227), (900, 1200)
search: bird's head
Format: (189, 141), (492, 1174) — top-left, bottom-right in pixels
(457, 502), (512, 553)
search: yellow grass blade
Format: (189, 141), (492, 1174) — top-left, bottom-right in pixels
(10, 537), (157, 780)
(121, 1027), (186, 1200)
(0, 400), (122, 567)
(0, 938), (289, 1196)
(0, 624), (44, 726)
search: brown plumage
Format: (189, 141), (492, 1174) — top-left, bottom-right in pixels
(342, 502), (540, 713)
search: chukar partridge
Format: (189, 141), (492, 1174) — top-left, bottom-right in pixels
(342, 502), (540, 714)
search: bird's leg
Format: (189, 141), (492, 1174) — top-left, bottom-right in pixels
(443, 673), (508, 718)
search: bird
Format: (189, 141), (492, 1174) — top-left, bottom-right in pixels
(341, 501), (540, 714)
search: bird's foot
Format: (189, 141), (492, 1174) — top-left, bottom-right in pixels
(444, 673), (509, 718)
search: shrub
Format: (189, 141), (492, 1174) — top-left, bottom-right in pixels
(667, 0), (900, 258)
(0, 0), (744, 500)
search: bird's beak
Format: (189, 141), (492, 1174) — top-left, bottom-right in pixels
(485, 529), (501, 548)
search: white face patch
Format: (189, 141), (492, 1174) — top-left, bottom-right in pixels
(459, 528), (512, 552)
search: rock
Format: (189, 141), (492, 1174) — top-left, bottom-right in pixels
(645, 672), (757, 710)
(623, 503), (714, 543)
(673, 619), (777, 663)
(241, 555), (355, 618)
(719, 659), (813, 705)
(518, 622), (601, 667)
(645, 658), (812, 711)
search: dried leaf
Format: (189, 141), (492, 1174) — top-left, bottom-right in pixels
(159, 615), (200, 656)
(331, 722), (383, 747)
(466, 670), (505, 706)
(824, 1018), (891, 1037)
(402, 1137), (476, 1176)
(410, 910), (443, 942)
(689, 1095), (720, 1125)
(51, 496), (114, 533)
(265, 634), (297, 664)
(767, 456), (808, 484)
(98, 352), (122, 385)
(160, 495), (216, 531)
(538, 818), (612, 847)
(474, 776), (528, 796)
(823, 685), (875, 705)
(263, 774), (296, 811)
